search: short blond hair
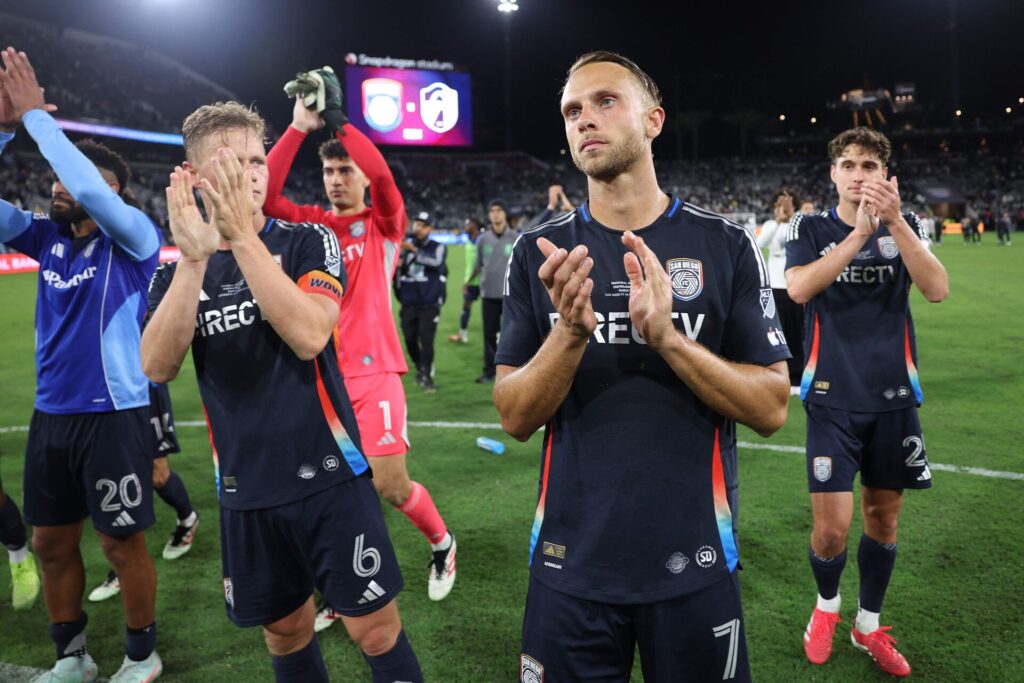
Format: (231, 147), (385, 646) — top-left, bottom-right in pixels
(562, 51), (662, 108)
(182, 101), (266, 162)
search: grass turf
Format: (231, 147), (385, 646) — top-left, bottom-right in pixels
(0, 238), (1021, 681)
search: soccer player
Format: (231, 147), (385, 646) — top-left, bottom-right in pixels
(88, 382), (199, 603)
(470, 198), (519, 383)
(396, 211), (447, 392)
(448, 217), (482, 344)
(785, 127), (948, 677)
(494, 51), (791, 682)
(263, 78), (456, 614)
(142, 101), (422, 683)
(756, 188), (804, 392)
(0, 48), (162, 682)
(1, 482), (40, 610)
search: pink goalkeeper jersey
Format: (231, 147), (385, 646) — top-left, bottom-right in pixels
(264, 124), (408, 378)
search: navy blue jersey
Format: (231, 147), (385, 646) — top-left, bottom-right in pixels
(785, 209), (930, 412)
(147, 219), (368, 511)
(496, 198), (791, 604)
(396, 237), (447, 308)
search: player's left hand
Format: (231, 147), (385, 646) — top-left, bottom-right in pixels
(622, 231), (675, 351)
(861, 176), (902, 226)
(0, 48), (57, 121)
(291, 95), (324, 134)
(197, 148), (257, 243)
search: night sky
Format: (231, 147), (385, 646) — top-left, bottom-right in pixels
(2, 0), (1021, 156)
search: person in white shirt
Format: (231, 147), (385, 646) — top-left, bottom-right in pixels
(757, 188), (804, 392)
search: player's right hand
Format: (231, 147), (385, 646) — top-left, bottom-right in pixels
(536, 237), (596, 340)
(166, 167), (218, 262)
(855, 193), (881, 237)
(291, 95), (324, 134)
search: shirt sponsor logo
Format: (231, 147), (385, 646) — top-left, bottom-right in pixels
(297, 464), (318, 480)
(42, 266), (97, 290)
(667, 257), (703, 302)
(836, 264), (896, 284)
(666, 552), (689, 574)
(548, 311), (705, 345)
(877, 236), (899, 259)
(195, 299), (263, 338)
(766, 326), (787, 346)
(323, 454), (340, 472)
(759, 288), (777, 319)
(542, 542), (565, 559)
(813, 456), (832, 482)
(520, 654), (544, 683)
(695, 545), (718, 568)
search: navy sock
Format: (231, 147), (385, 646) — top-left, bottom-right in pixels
(155, 471), (193, 521)
(808, 545), (847, 600)
(126, 622), (156, 662)
(0, 494), (27, 551)
(49, 612), (88, 661)
(858, 534), (897, 613)
(362, 630), (423, 683)
(459, 308), (471, 331)
(271, 636), (328, 683)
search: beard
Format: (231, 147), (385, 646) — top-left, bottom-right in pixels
(571, 129), (647, 182)
(50, 200), (89, 225)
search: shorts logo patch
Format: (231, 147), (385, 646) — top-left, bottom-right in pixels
(813, 456), (832, 482)
(759, 288), (777, 319)
(223, 577), (234, 608)
(667, 258), (703, 302)
(666, 552), (689, 574)
(877, 236), (899, 259)
(898, 386), (910, 398)
(542, 542), (565, 559)
(323, 454), (340, 472)
(520, 654), (544, 683)
(297, 464), (317, 480)
(884, 388), (896, 400)
(695, 545), (717, 568)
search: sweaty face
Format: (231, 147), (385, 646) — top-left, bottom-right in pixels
(322, 157), (369, 211)
(561, 62), (654, 182)
(830, 145), (887, 207)
(190, 127), (269, 212)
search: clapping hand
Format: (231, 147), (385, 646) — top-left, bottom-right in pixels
(166, 167), (218, 263)
(196, 148), (258, 244)
(536, 237), (596, 339)
(622, 231), (675, 350)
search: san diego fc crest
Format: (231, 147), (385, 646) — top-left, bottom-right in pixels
(667, 258), (703, 302)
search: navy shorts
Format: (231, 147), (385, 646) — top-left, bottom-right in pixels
(23, 408), (155, 537)
(805, 403), (933, 493)
(520, 572), (750, 683)
(148, 383), (180, 457)
(464, 284), (480, 304)
(219, 474), (403, 628)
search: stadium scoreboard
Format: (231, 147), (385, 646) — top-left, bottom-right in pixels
(345, 65), (472, 147)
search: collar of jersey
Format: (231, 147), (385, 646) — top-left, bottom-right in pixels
(578, 195), (682, 232)
(260, 218), (276, 235)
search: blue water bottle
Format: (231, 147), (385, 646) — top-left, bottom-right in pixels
(476, 436), (506, 455)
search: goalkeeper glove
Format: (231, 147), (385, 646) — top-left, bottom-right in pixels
(283, 66), (348, 134)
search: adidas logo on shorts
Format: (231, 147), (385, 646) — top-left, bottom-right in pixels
(357, 580), (387, 605)
(111, 511), (136, 528)
(376, 431), (398, 447)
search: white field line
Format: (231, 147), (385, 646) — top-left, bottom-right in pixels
(1, 422), (1021, 481)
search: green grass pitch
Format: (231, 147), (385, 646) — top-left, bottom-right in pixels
(0, 239), (1021, 681)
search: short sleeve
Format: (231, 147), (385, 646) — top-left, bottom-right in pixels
(288, 224), (347, 309)
(721, 235), (793, 366)
(494, 234), (543, 368)
(906, 212), (932, 248)
(146, 261), (176, 320)
(784, 213), (817, 270)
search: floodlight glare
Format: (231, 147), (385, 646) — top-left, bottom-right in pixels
(497, 0), (519, 13)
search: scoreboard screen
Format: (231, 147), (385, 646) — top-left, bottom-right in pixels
(345, 66), (472, 147)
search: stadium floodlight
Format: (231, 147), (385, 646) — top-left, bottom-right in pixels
(1007, 107), (1012, 114)
(810, 116), (817, 124)
(955, 109), (962, 117)
(497, 0), (519, 12)
(1019, 97), (1023, 104)
(778, 114), (785, 121)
